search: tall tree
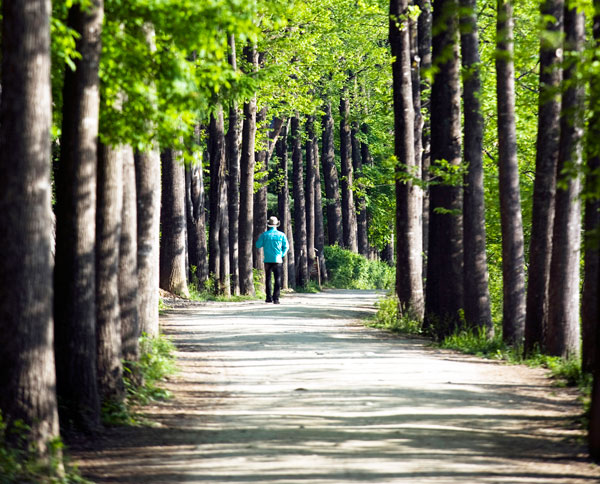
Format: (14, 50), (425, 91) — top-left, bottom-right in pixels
(524, 0), (564, 356)
(546, 4), (585, 358)
(583, 6), (600, 373)
(340, 94), (359, 252)
(313, 130), (328, 281)
(253, 106), (268, 274)
(417, 0), (433, 270)
(352, 122), (369, 257)
(208, 108), (227, 288)
(0, 0), (60, 454)
(54, 0), (104, 432)
(588, 1), (600, 460)
(160, 148), (189, 297)
(277, 121), (295, 288)
(135, 149), (161, 338)
(96, 143), (124, 404)
(390, 0), (425, 320)
(305, 116), (317, 277)
(239, 45), (258, 296)
(460, 0), (493, 334)
(424, 0), (463, 336)
(186, 154), (208, 287)
(292, 116), (309, 287)
(496, 0), (526, 345)
(119, 147), (140, 364)
(227, 35), (242, 296)
(321, 103), (343, 246)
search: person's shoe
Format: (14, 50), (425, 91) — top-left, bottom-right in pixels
(265, 298), (272, 303)
(273, 300), (280, 304)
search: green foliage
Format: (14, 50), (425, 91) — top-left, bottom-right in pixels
(323, 245), (394, 290)
(367, 295), (423, 335)
(438, 329), (592, 392)
(0, 415), (90, 484)
(123, 333), (177, 407)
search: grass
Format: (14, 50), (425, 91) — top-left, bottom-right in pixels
(0, 416), (91, 484)
(368, 294), (592, 405)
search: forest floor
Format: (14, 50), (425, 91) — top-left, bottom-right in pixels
(70, 289), (600, 483)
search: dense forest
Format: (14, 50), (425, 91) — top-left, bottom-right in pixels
(2, 0), (600, 476)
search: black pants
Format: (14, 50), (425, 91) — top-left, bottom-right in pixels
(264, 262), (283, 302)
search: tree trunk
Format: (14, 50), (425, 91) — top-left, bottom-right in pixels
(496, 0), (526, 345)
(589, 2), (600, 460)
(160, 149), (189, 297)
(209, 108), (226, 288)
(546, 5), (584, 359)
(340, 94), (358, 252)
(417, 0), (433, 277)
(135, 149), (161, 338)
(524, 0), (564, 356)
(390, 0), (425, 320)
(0, 0), (60, 454)
(306, 116), (317, 277)
(424, 0), (463, 337)
(277, 121), (293, 288)
(119, 146), (140, 363)
(352, 123), (369, 257)
(313, 129), (328, 281)
(219, 173), (231, 297)
(54, 0), (103, 433)
(96, 143), (124, 404)
(583, 6), (600, 373)
(239, 45), (258, 296)
(321, 103), (343, 246)
(253, 106), (268, 275)
(460, 0), (493, 335)
(292, 116), (309, 287)
(227, 35), (241, 296)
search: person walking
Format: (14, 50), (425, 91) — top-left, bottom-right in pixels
(255, 216), (289, 304)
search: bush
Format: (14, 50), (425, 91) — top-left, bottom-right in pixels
(367, 295), (422, 335)
(323, 245), (394, 290)
(0, 414), (90, 484)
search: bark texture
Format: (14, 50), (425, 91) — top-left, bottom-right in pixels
(321, 103), (343, 246)
(119, 147), (139, 363)
(160, 149), (189, 297)
(390, 0), (425, 320)
(292, 116), (309, 287)
(496, 0), (526, 345)
(239, 45), (258, 296)
(135, 149), (161, 338)
(460, 0), (492, 334)
(424, 0), (463, 336)
(340, 95), (358, 252)
(227, 35), (241, 295)
(546, 5), (584, 359)
(305, 116), (317, 276)
(54, 0), (103, 432)
(209, 108), (226, 288)
(583, 6), (600, 372)
(96, 143), (124, 403)
(524, 0), (564, 355)
(0, 0), (60, 454)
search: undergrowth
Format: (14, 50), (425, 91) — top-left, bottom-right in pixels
(323, 245), (394, 290)
(102, 332), (177, 426)
(0, 415), (91, 484)
(369, 294), (592, 396)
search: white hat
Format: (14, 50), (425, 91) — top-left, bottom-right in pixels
(267, 216), (280, 227)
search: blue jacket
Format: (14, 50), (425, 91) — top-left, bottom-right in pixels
(255, 227), (289, 263)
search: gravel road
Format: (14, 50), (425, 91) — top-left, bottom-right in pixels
(73, 289), (600, 483)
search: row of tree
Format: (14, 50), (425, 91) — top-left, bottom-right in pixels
(3, 0), (600, 468)
(0, 0), (393, 465)
(388, 0), (600, 459)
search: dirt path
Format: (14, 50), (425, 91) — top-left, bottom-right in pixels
(73, 289), (600, 483)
